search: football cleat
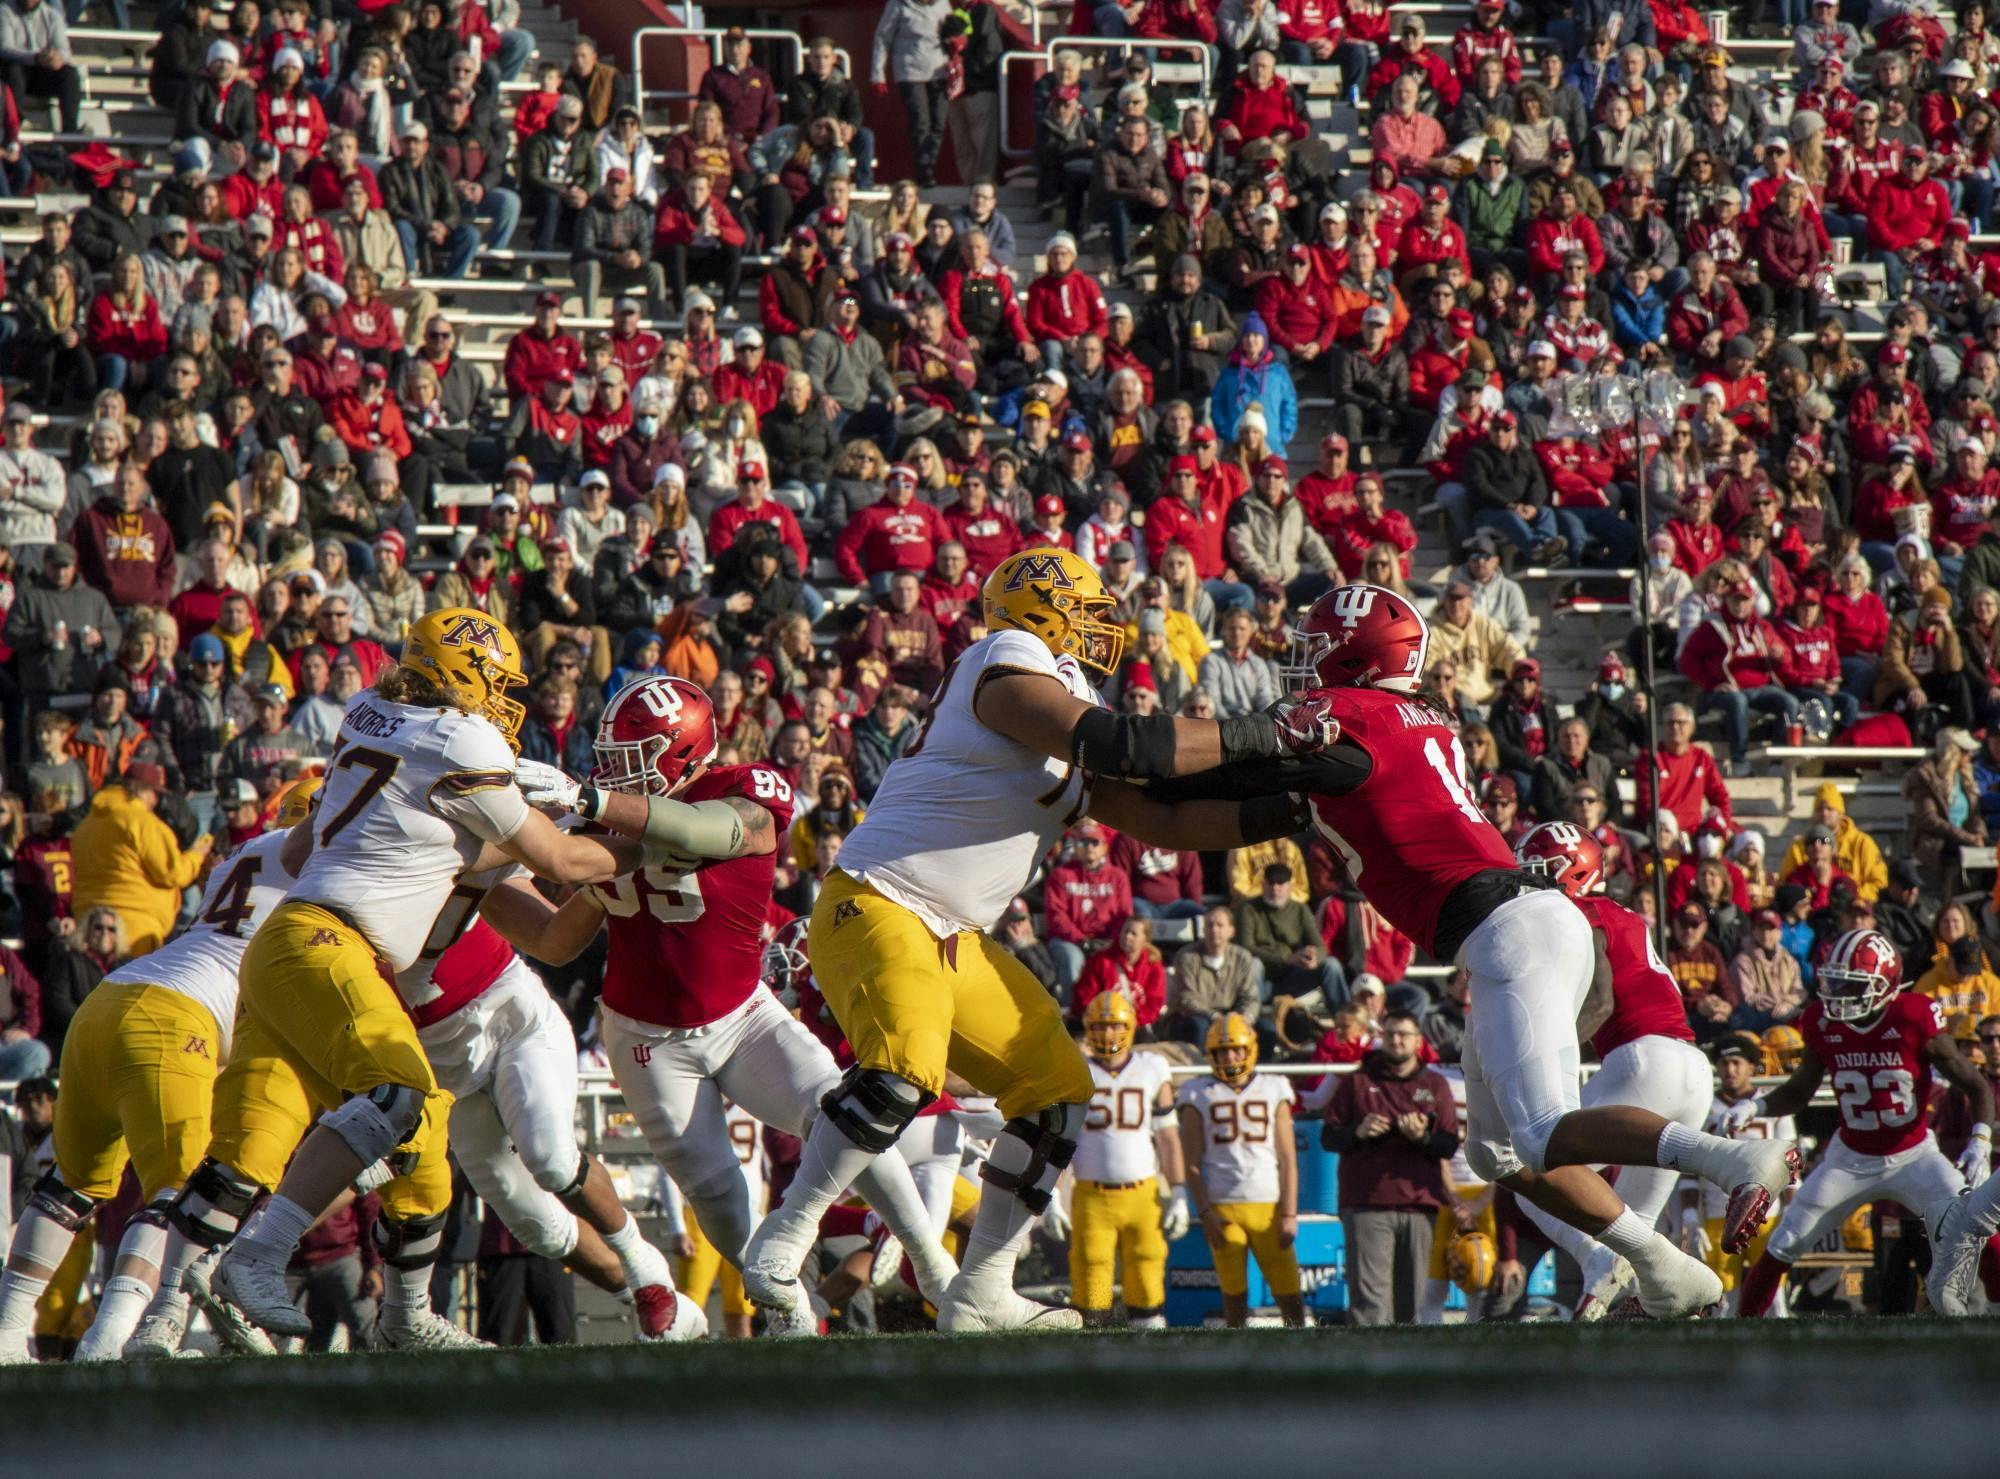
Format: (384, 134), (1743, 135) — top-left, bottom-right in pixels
(1631, 1249), (1725, 1320)
(634, 1285), (708, 1343)
(935, 1278), (1085, 1334)
(123, 1297), (190, 1361)
(186, 1253), (278, 1355)
(869, 1232), (907, 1292)
(371, 1310), (492, 1351)
(1924, 1190), (1984, 1318)
(213, 1245), (312, 1339)
(759, 1287), (829, 1339)
(1572, 1252), (1636, 1322)
(1721, 1141), (1801, 1255)
(0, 1327), (32, 1365)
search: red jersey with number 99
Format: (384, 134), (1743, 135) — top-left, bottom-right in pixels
(1305, 687), (1518, 956)
(1576, 894), (1697, 1057)
(597, 763), (797, 1029)
(1800, 991), (1944, 1155)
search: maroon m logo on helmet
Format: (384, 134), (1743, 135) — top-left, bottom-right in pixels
(1003, 553), (1077, 592)
(438, 613), (504, 655)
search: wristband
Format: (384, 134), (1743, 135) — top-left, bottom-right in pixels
(1974, 1124), (1992, 1142)
(576, 786), (605, 821)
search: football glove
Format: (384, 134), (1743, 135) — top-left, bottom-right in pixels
(1271, 692), (1341, 755)
(1039, 1195), (1071, 1243)
(514, 758), (582, 812)
(1719, 1097), (1763, 1136)
(1678, 1205), (1712, 1258)
(1957, 1125), (1992, 1188)
(1161, 1184), (1191, 1241)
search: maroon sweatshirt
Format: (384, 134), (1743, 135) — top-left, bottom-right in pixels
(1321, 1053), (1459, 1212)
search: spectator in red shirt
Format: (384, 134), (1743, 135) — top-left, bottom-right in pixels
(1254, 243), (1340, 368)
(501, 290), (584, 401)
(1782, 824), (1858, 910)
(1070, 917), (1169, 1032)
(708, 458), (810, 575)
(1218, 49), (1313, 152)
(941, 471), (1021, 578)
(1327, 472), (1417, 580)
(1042, 818), (1133, 1000)
(712, 326), (786, 417)
(1633, 701), (1735, 835)
(1319, 891), (1416, 986)
(1678, 577), (1802, 770)
(1826, 551), (1890, 701)
(835, 461), (952, 590)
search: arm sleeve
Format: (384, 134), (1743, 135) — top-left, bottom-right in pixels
(1144, 741), (1374, 804)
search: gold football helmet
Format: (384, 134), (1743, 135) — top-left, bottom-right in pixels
(983, 547), (1126, 676)
(1083, 990), (1138, 1059)
(1761, 1024), (1806, 1077)
(1205, 1012), (1258, 1087)
(277, 775), (323, 828)
(1448, 1230), (1498, 1295)
(401, 606), (529, 748)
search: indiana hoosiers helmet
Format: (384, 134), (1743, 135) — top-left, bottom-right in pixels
(1761, 1023), (1805, 1075)
(276, 775), (323, 828)
(1448, 1230), (1498, 1295)
(1281, 583), (1429, 694)
(761, 917), (811, 1008)
(593, 675), (718, 796)
(1817, 928), (1901, 1022)
(402, 607), (529, 747)
(983, 547), (1127, 676)
(1083, 990), (1138, 1059)
(1514, 821), (1606, 898)
(1206, 1012), (1258, 1087)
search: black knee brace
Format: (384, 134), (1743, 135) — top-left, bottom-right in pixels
(551, 1152), (591, 1201)
(27, 1171), (97, 1232)
(372, 1210), (448, 1270)
(130, 1194), (174, 1234)
(820, 1066), (935, 1153)
(979, 1106), (1080, 1215)
(166, 1158), (263, 1249)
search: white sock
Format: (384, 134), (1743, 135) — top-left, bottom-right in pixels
(853, 1155), (957, 1301)
(75, 1275), (154, 1358)
(752, 1116), (881, 1271)
(602, 1211), (670, 1290)
(0, 1207), (77, 1334)
(1596, 1207), (1670, 1269)
(153, 1232), (206, 1301)
(1654, 1122), (1734, 1182)
(381, 1263), (432, 1324)
(234, 1194), (314, 1262)
(1418, 1276), (1449, 1325)
(1518, 1195), (1607, 1268)
(955, 1181), (1035, 1301)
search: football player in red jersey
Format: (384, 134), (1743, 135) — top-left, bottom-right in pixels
(1510, 821), (1717, 1318)
(1734, 929), (1994, 1317)
(1217, 584), (1802, 1316)
(514, 676), (962, 1330)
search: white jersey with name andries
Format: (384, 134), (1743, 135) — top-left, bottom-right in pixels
(1177, 1072), (1295, 1204)
(287, 695), (530, 972)
(104, 829), (297, 1060)
(1074, 1051), (1175, 1185)
(837, 628), (1097, 937)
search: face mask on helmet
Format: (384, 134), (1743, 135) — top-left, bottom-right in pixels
(1083, 991), (1137, 1058)
(1206, 1013), (1258, 1085)
(1817, 965), (1894, 1022)
(761, 919), (811, 1008)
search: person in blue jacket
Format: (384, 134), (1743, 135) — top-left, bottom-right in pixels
(1609, 258), (1668, 357)
(1211, 313), (1297, 447)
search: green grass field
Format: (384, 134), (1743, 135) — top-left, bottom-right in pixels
(5, 1321), (1998, 1476)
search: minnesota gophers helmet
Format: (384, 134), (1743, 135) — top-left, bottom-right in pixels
(1817, 928), (1901, 1022)
(761, 917), (811, 1008)
(1206, 1012), (1258, 1087)
(593, 675), (718, 796)
(1761, 1023), (1806, 1076)
(1448, 1230), (1498, 1295)
(983, 547), (1127, 676)
(276, 775), (322, 828)
(1281, 583), (1430, 694)
(401, 606), (529, 747)
(1514, 821), (1606, 898)
(1083, 990), (1138, 1059)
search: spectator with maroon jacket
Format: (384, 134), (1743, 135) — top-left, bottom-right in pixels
(1070, 917), (1169, 1032)
(1110, 829), (1204, 923)
(860, 568), (945, 694)
(696, 27), (780, 145)
(917, 541), (981, 634)
(1633, 701), (1734, 835)
(834, 461), (952, 590)
(1678, 577), (1802, 771)
(1667, 252), (1750, 368)
(1317, 1009), (1459, 1325)
(1042, 817), (1134, 1001)
(72, 464), (177, 615)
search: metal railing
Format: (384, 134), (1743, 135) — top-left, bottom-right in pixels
(631, 26), (854, 117)
(999, 36), (1216, 160)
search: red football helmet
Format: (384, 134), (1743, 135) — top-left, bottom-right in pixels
(761, 917), (811, 1007)
(1514, 821), (1606, 898)
(1281, 583), (1430, 694)
(593, 675), (718, 796)
(1818, 929), (1901, 1022)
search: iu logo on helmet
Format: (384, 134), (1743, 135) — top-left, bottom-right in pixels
(1004, 553), (1076, 592)
(1544, 821), (1583, 845)
(438, 613), (504, 655)
(637, 682), (685, 721)
(1327, 585), (1378, 629)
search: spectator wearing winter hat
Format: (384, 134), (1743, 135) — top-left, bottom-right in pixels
(1210, 313), (1297, 446)
(1025, 232), (1108, 373)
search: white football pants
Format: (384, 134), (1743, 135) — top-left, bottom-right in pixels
(1766, 1132), (1963, 1263)
(894, 1111), (967, 1236)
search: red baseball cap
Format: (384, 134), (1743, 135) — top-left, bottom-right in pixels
(1286, 243), (1311, 263)
(1448, 307), (1476, 334)
(737, 459), (767, 481)
(1063, 429), (1092, 452)
(1882, 343), (1910, 365)
(1170, 454), (1200, 475)
(1261, 456), (1289, 477)
(1191, 426), (1218, 446)
(1035, 493), (1065, 517)
(1426, 184), (1450, 203)
(1321, 432), (1349, 452)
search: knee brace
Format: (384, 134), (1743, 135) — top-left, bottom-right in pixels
(167, 1158), (263, 1249)
(1463, 1138), (1519, 1188)
(27, 1170), (98, 1232)
(129, 1193), (174, 1235)
(536, 1151), (591, 1201)
(979, 1103), (1084, 1215)
(371, 1209), (448, 1271)
(320, 1083), (426, 1166)
(820, 1066), (935, 1154)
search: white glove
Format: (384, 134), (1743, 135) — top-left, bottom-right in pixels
(514, 758), (582, 812)
(1719, 1097), (1762, 1136)
(1161, 1184), (1191, 1242)
(1957, 1127), (1992, 1189)
(1679, 1204), (1712, 1258)
(1039, 1194), (1071, 1242)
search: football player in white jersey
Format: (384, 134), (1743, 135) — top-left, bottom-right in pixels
(1178, 1014), (1305, 1328)
(1675, 1034), (1795, 1313)
(0, 785), (309, 1366)
(740, 547), (1337, 1332)
(1069, 992), (1187, 1328)
(154, 610), (648, 1347)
